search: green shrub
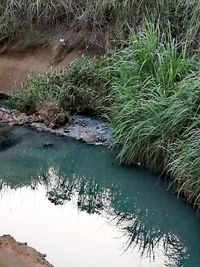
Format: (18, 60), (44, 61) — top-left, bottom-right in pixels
(9, 55), (111, 116)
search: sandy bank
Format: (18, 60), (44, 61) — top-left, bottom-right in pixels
(0, 28), (102, 95)
(0, 235), (53, 267)
(0, 47), (81, 94)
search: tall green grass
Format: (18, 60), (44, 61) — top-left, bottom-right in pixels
(168, 129), (200, 207)
(0, 0), (199, 51)
(109, 25), (200, 205)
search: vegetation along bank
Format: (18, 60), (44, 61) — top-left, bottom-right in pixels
(1, 1), (200, 208)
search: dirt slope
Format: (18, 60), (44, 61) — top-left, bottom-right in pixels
(0, 27), (102, 95)
(0, 46), (81, 94)
(0, 235), (53, 267)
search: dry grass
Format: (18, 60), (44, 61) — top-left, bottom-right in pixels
(0, 0), (199, 51)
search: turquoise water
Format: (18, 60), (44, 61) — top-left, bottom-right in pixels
(0, 125), (200, 267)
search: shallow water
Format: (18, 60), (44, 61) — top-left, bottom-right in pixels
(0, 125), (200, 267)
(0, 98), (7, 108)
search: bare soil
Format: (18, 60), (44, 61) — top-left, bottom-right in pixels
(0, 28), (103, 95)
(0, 46), (81, 94)
(0, 235), (53, 267)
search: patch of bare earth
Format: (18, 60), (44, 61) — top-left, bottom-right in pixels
(0, 28), (102, 94)
(0, 235), (53, 267)
(0, 47), (81, 94)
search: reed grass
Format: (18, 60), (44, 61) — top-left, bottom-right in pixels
(109, 25), (200, 205)
(0, 0), (199, 51)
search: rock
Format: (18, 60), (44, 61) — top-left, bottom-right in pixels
(82, 135), (97, 144)
(42, 143), (55, 148)
(0, 106), (112, 145)
(39, 101), (68, 129)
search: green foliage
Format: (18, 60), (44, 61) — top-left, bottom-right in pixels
(9, 56), (111, 116)
(109, 25), (200, 204)
(167, 130), (200, 207)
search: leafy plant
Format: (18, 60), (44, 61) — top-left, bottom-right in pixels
(9, 55), (111, 116)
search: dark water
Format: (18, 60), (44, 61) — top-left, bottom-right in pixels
(0, 126), (200, 267)
(0, 97), (8, 109)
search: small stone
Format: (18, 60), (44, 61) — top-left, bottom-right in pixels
(82, 136), (96, 144)
(42, 143), (55, 148)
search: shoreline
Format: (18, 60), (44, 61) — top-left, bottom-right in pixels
(0, 104), (112, 146)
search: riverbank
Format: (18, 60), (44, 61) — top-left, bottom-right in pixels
(0, 105), (111, 145)
(0, 29), (101, 94)
(0, 235), (53, 267)
(0, 0), (200, 211)
(0, 47), (81, 94)
(8, 24), (200, 209)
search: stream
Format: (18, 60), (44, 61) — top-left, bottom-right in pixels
(0, 125), (200, 267)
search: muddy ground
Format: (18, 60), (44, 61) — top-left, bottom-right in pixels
(0, 106), (112, 145)
(0, 235), (53, 267)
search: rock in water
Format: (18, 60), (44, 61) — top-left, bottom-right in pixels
(42, 143), (55, 148)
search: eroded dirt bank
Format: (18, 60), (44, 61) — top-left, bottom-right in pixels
(0, 29), (103, 95)
(0, 47), (81, 94)
(0, 235), (53, 267)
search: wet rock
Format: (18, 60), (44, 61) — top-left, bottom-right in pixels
(81, 135), (97, 144)
(0, 107), (112, 145)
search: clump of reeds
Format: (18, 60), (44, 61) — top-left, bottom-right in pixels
(109, 24), (200, 205)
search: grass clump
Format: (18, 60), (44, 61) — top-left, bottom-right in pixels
(9, 55), (111, 116)
(168, 130), (200, 206)
(109, 25), (200, 204)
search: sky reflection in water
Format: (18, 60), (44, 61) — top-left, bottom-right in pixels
(0, 126), (200, 267)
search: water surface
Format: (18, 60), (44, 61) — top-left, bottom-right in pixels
(0, 126), (200, 267)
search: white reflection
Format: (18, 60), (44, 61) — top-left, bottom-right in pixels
(0, 180), (184, 267)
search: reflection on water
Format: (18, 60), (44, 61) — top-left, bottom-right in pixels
(0, 126), (21, 151)
(43, 170), (187, 266)
(46, 168), (111, 214)
(0, 125), (199, 267)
